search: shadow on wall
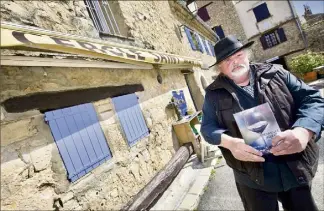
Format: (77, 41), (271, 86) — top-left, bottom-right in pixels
(172, 130), (181, 152)
(201, 75), (208, 89)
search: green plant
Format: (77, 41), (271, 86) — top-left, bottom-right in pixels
(290, 52), (324, 74)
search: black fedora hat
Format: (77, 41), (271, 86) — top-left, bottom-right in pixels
(209, 35), (254, 68)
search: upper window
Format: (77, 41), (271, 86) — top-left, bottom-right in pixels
(253, 3), (271, 22)
(260, 28), (287, 50)
(183, 26), (215, 57)
(84, 0), (127, 37)
(212, 25), (225, 39)
(184, 27), (202, 52)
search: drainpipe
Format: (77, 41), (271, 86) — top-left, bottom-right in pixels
(287, 0), (308, 49)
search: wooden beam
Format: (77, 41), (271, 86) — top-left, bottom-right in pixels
(124, 143), (194, 211)
(0, 56), (154, 69)
(160, 64), (194, 70)
(1, 56), (197, 70)
(2, 84), (145, 113)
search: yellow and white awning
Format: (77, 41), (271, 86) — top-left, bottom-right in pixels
(1, 22), (202, 68)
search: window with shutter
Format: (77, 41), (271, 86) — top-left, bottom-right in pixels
(45, 103), (112, 182)
(260, 28), (286, 50)
(197, 6), (210, 22)
(84, 0), (124, 36)
(203, 38), (211, 56)
(184, 27), (197, 50)
(260, 36), (268, 50)
(212, 25), (225, 39)
(184, 27), (204, 52)
(195, 33), (205, 53)
(253, 3), (271, 22)
(277, 28), (287, 43)
(112, 94), (149, 147)
(208, 41), (215, 57)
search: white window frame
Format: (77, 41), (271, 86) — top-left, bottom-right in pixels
(84, 0), (121, 36)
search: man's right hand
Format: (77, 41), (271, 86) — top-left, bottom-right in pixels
(220, 134), (265, 162)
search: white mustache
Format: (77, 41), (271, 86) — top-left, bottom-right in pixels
(232, 64), (247, 72)
(231, 64), (249, 77)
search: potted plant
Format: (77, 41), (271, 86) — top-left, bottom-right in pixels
(290, 52), (324, 82)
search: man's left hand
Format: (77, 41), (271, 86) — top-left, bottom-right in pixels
(270, 127), (314, 156)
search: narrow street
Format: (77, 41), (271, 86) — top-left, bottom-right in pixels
(198, 134), (324, 211)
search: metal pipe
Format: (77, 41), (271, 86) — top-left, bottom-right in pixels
(287, 0), (308, 48)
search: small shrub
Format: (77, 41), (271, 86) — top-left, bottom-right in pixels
(290, 52), (324, 74)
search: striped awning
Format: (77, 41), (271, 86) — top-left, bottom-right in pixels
(1, 22), (202, 68)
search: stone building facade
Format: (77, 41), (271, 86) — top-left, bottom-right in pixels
(196, 0), (246, 41)
(233, 0), (306, 66)
(303, 12), (324, 53)
(0, 0), (218, 210)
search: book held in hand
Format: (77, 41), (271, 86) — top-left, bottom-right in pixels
(233, 103), (281, 154)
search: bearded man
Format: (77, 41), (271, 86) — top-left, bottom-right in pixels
(201, 35), (324, 211)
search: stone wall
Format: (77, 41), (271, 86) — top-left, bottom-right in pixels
(0, 65), (195, 210)
(196, 1), (247, 41)
(249, 19), (305, 62)
(0, 2), (219, 209)
(0, 0), (99, 39)
(303, 16), (324, 52)
(233, 1), (294, 39)
(0, 0), (217, 67)
(0, 0), (218, 105)
(118, 1), (216, 64)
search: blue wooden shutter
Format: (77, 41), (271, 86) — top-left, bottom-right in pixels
(195, 33), (205, 53)
(253, 3), (271, 22)
(276, 28), (287, 43)
(208, 41), (215, 57)
(112, 94), (149, 147)
(213, 25), (225, 39)
(203, 38), (211, 55)
(260, 35), (268, 50)
(197, 6), (210, 22)
(45, 103), (112, 182)
(184, 27), (197, 50)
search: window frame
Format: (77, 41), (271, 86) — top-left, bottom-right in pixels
(260, 28), (287, 50)
(212, 25), (225, 39)
(84, 0), (122, 36)
(253, 3), (271, 23)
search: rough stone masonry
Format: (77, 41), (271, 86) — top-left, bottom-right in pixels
(0, 1), (219, 209)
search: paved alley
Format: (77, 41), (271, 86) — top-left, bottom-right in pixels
(198, 134), (324, 211)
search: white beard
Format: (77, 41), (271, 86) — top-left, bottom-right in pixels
(231, 64), (249, 78)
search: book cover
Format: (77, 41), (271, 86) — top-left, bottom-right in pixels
(233, 103), (280, 154)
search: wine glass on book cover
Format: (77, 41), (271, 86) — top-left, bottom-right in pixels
(243, 110), (270, 153)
